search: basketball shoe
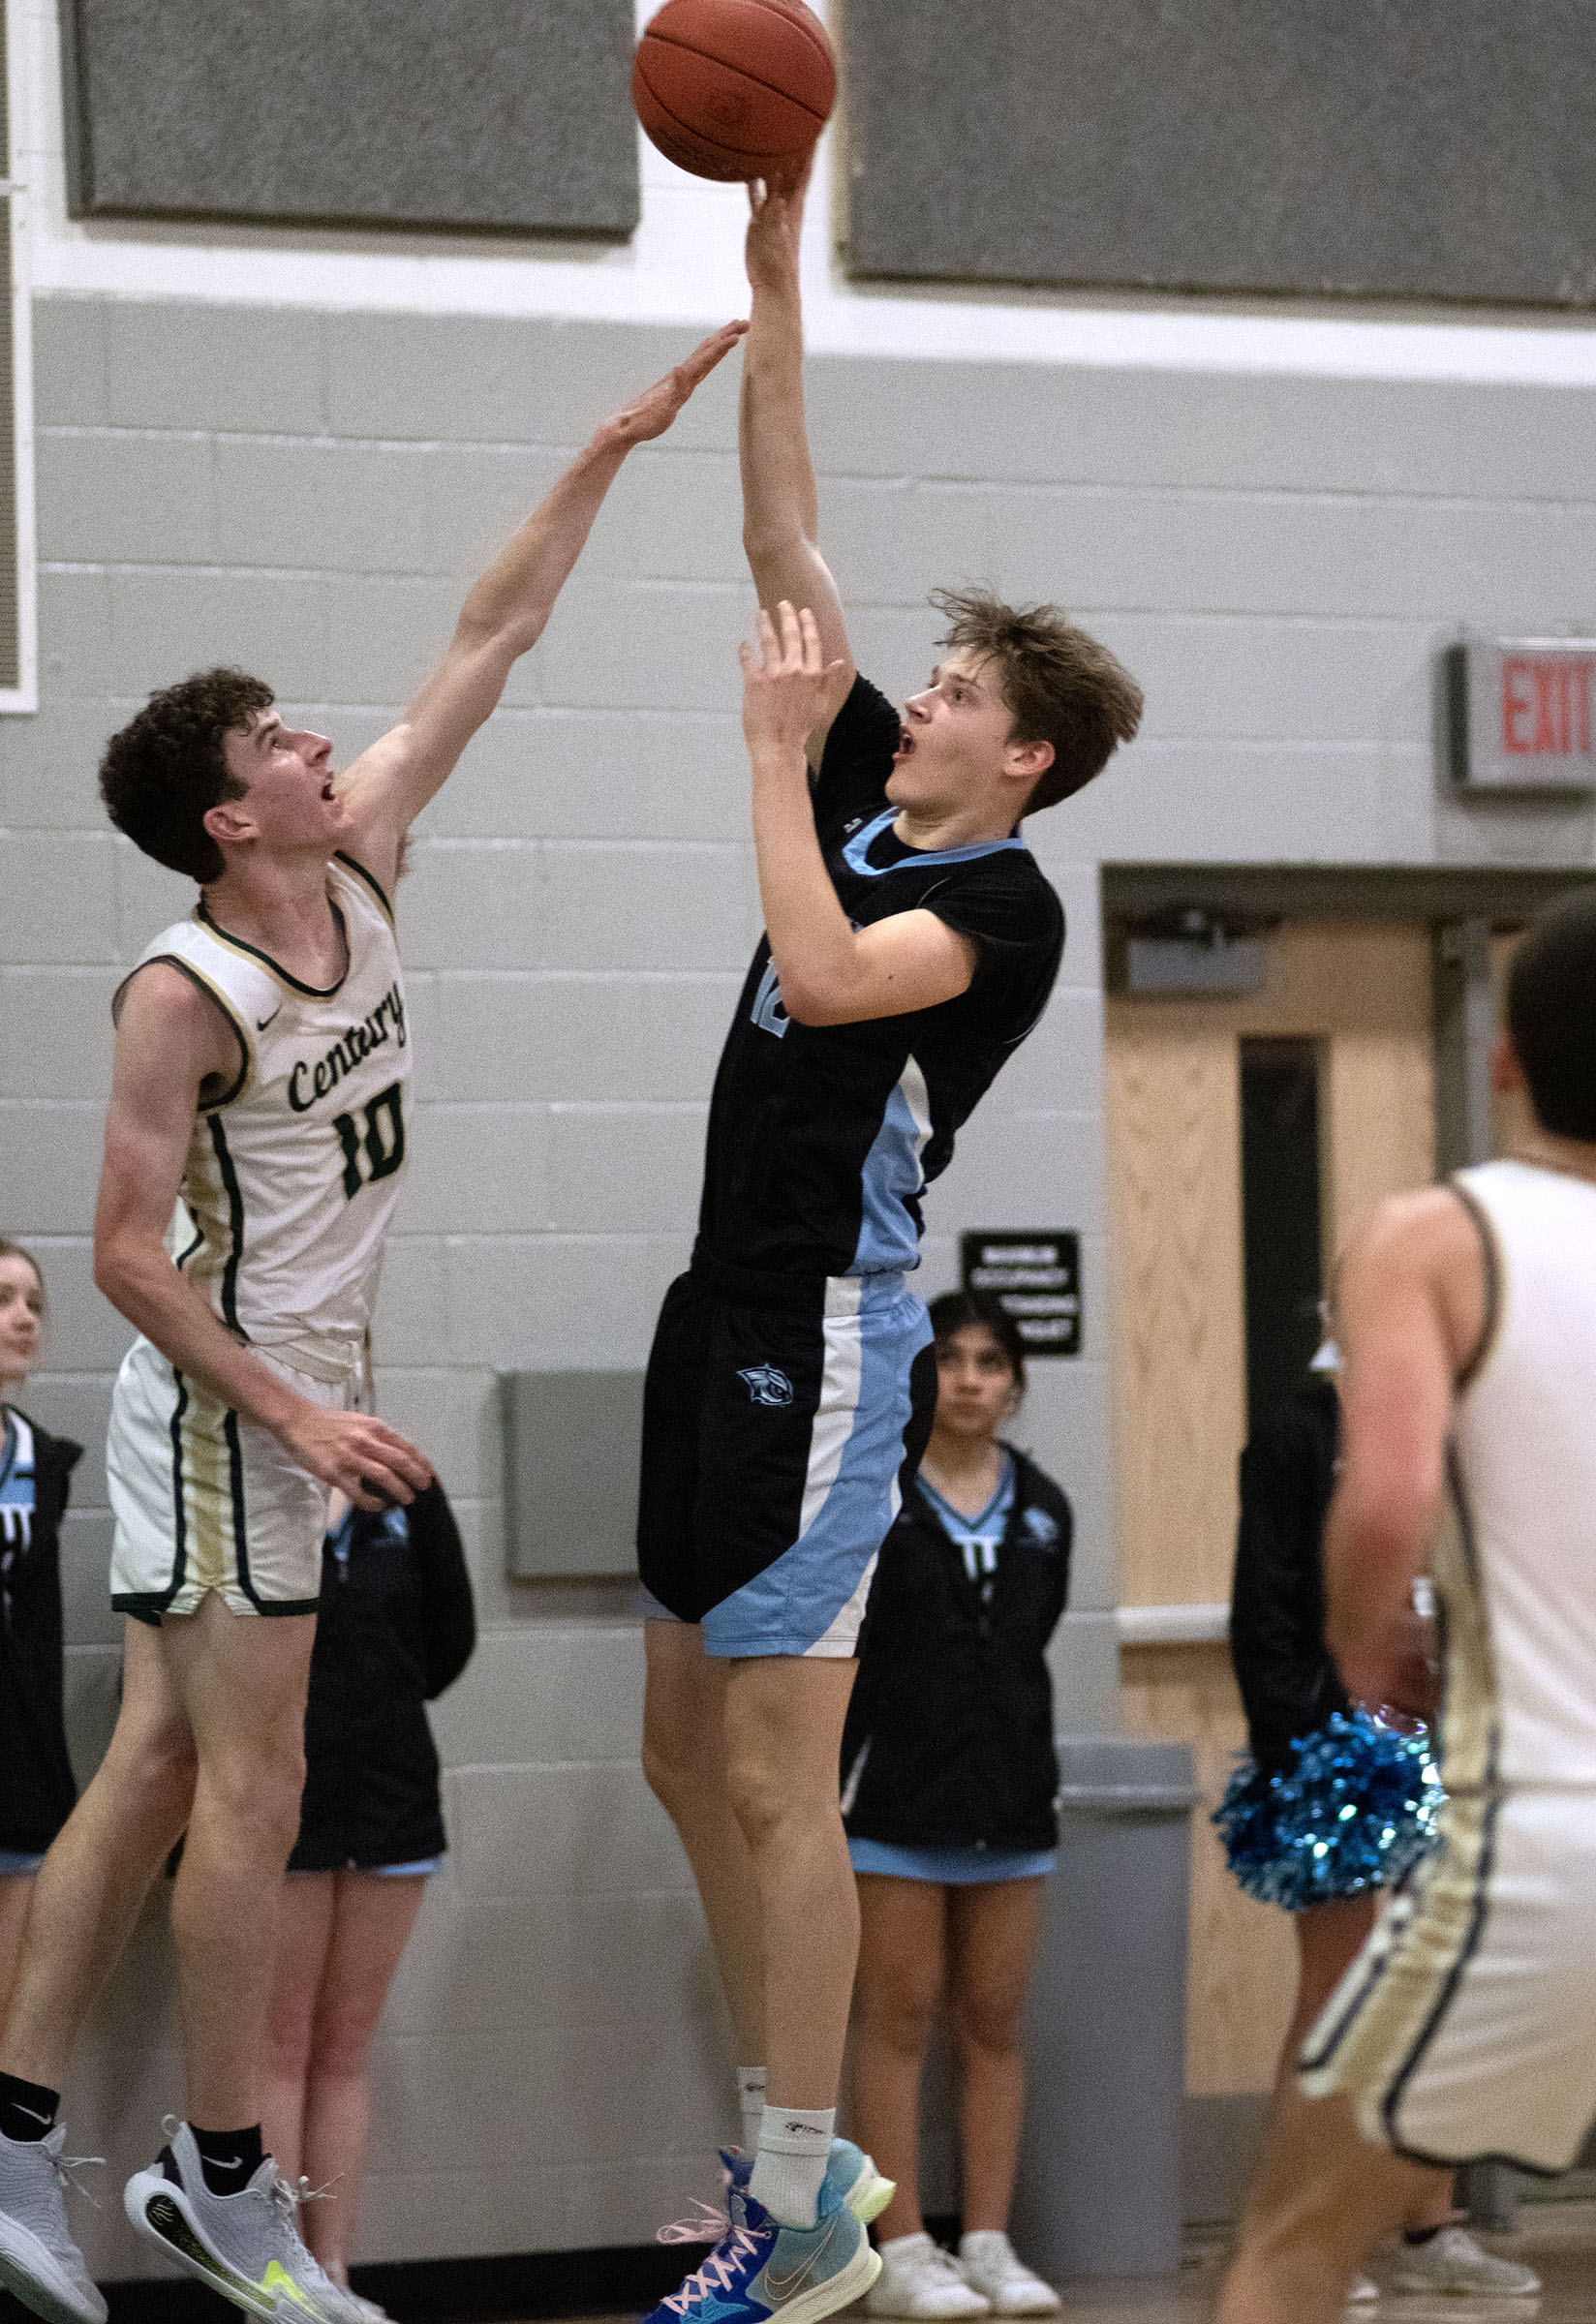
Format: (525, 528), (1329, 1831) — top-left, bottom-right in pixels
(647, 2175), (880, 2324)
(124, 2119), (350, 2319)
(722, 2137), (896, 2225)
(0, 2123), (107, 2324)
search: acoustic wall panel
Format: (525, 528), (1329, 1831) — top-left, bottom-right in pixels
(843, 0), (1596, 308)
(63, 0), (639, 239)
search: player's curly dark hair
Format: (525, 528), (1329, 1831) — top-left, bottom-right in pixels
(1506, 890), (1596, 1141)
(931, 586), (1143, 814)
(99, 668), (275, 883)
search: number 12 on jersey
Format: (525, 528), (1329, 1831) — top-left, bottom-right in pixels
(332, 1081), (406, 1202)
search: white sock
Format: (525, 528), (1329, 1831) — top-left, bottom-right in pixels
(749, 2100), (835, 2227)
(736, 2064), (767, 2151)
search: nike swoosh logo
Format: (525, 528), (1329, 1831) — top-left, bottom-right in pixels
(257, 1007), (282, 1031)
(13, 2104), (50, 2124)
(765, 2221), (836, 2298)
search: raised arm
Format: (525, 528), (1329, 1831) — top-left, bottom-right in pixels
(742, 603), (975, 1024)
(741, 167), (855, 759)
(339, 321), (747, 889)
(95, 967), (434, 1510)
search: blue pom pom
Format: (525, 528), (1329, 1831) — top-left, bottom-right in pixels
(1213, 1711), (1442, 1911)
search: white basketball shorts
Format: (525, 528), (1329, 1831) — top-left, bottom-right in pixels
(1300, 1783), (1596, 2175)
(107, 1334), (352, 1623)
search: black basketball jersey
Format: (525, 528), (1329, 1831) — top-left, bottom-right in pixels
(696, 674), (1064, 1281)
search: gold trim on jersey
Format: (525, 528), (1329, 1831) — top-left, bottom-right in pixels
(194, 896), (351, 998)
(334, 850), (395, 927)
(1300, 1456), (1503, 2163)
(110, 954), (254, 1110)
(1450, 1175), (1506, 1397)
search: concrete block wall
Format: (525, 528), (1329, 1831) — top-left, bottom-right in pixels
(8, 290), (1596, 2272)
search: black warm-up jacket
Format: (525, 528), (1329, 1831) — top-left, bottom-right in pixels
(289, 1480), (476, 1871)
(0, 1411), (82, 1856)
(1228, 1377), (1350, 1778)
(840, 1446), (1072, 1853)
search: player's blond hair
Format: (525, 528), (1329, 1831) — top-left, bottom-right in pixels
(932, 586), (1143, 813)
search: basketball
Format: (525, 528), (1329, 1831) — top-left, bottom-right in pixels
(632, 0), (837, 183)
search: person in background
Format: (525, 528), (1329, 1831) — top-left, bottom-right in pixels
(843, 1293), (1070, 2321)
(0, 1243), (82, 2031)
(1217, 1336), (1539, 2300)
(261, 1474), (476, 2324)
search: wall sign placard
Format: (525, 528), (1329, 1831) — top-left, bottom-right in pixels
(959, 1232), (1081, 1357)
(1447, 634), (1596, 795)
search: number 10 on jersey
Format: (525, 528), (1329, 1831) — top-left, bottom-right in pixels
(332, 1081), (406, 1202)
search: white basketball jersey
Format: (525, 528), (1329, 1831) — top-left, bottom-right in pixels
(114, 853), (411, 1379)
(1441, 1159), (1596, 1791)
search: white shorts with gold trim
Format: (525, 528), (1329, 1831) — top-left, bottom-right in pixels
(1300, 1784), (1596, 2175)
(107, 1334), (349, 1624)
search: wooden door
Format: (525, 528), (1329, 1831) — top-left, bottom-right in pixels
(1107, 921), (1435, 2095)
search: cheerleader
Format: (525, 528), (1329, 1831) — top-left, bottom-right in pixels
(1215, 1338), (1536, 2299)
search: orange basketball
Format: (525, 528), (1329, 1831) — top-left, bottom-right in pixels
(632, 0), (837, 183)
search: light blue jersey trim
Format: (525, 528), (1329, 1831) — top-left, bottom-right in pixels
(0, 1409), (37, 1554)
(919, 1452), (1016, 1585)
(703, 1275), (933, 1661)
(851, 1055), (933, 1274)
(842, 809), (1025, 878)
(848, 1837), (1057, 1883)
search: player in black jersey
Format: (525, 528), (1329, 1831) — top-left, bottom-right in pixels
(636, 165), (1143, 2324)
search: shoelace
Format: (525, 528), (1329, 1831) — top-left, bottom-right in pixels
(658, 2200), (733, 2246)
(48, 2151), (107, 2215)
(900, 2246), (968, 2282)
(660, 2220), (765, 2313)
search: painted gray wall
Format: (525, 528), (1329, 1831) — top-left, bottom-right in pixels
(6, 293), (1596, 2272)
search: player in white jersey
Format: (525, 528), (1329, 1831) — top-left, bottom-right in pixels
(1217, 887), (1596, 2324)
(0, 321), (744, 2324)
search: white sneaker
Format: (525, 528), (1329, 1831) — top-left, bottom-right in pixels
(866, 2232), (992, 2319)
(124, 2118), (348, 2319)
(958, 2232), (1060, 2317)
(1346, 2275), (1379, 2304)
(0, 2124), (107, 2324)
(1388, 2227), (1541, 2297)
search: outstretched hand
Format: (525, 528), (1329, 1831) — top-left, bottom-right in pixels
(599, 320), (749, 450)
(740, 600), (850, 762)
(746, 149), (812, 289)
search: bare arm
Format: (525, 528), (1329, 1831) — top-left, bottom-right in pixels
(1321, 1188), (1486, 1712)
(95, 966), (433, 1510)
(742, 604), (975, 1025)
(339, 321), (748, 890)
(741, 167), (854, 762)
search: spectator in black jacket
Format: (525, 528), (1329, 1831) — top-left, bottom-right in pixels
(843, 1293), (1070, 2323)
(261, 1475), (476, 2319)
(0, 1241), (82, 2026)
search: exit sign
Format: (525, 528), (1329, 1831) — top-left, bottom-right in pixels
(1449, 634), (1596, 794)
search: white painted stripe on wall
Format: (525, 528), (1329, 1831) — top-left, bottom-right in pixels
(16, 0), (1596, 386)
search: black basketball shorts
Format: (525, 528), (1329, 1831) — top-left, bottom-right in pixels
(636, 1261), (936, 1659)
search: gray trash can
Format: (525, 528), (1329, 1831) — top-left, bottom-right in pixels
(1007, 1734), (1198, 2279)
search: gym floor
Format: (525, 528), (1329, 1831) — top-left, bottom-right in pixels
(500, 2204), (1590, 2324)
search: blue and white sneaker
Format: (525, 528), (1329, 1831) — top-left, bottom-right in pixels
(722, 2139), (895, 2226)
(647, 2181), (880, 2324)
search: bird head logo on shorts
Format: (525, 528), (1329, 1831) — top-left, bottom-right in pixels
(738, 1363), (794, 1408)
